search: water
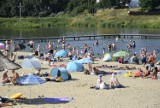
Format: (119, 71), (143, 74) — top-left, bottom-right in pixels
(0, 27), (160, 61)
(0, 27), (160, 38)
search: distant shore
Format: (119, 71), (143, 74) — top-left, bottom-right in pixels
(0, 9), (160, 29)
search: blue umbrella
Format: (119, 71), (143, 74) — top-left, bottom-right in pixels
(75, 58), (93, 64)
(17, 74), (45, 85)
(66, 61), (84, 72)
(55, 50), (68, 57)
(17, 74), (46, 103)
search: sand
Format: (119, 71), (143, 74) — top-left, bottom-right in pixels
(0, 52), (160, 108)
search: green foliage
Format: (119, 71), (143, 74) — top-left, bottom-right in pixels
(139, 0), (160, 11)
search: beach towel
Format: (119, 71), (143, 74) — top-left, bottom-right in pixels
(44, 97), (73, 103)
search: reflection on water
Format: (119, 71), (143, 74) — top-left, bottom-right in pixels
(0, 27), (160, 39)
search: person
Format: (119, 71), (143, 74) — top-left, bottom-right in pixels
(10, 70), (19, 85)
(88, 63), (92, 73)
(29, 40), (34, 52)
(48, 42), (53, 54)
(68, 49), (72, 60)
(134, 68), (144, 77)
(35, 45), (41, 58)
(34, 69), (41, 76)
(110, 73), (124, 89)
(131, 54), (139, 64)
(95, 40), (99, 46)
(83, 44), (88, 54)
(148, 52), (156, 67)
(151, 67), (158, 79)
(1, 69), (11, 84)
(5, 40), (10, 57)
(95, 74), (108, 89)
(9, 52), (16, 62)
(92, 67), (113, 75)
(143, 66), (151, 77)
(140, 53), (147, 66)
(0, 96), (14, 107)
(46, 71), (62, 82)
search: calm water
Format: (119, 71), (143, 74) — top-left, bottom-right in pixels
(0, 27), (160, 38)
(0, 27), (160, 60)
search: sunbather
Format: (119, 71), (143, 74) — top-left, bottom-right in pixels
(151, 67), (158, 79)
(95, 74), (108, 89)
(10, 70), (19, 85)
(110, 73), (124, 89)
(143, 66), (151, 77)
(1, 69), (11, 84)
(92, 67), (113, 75)
(134, 68), (144, 77)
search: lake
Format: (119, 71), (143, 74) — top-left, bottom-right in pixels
(0, 27), (160, 38)
(0, 27), (160, 61)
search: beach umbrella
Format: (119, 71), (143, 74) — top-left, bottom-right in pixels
(113, 51), (130, 58)
(66, 61), (84, 72)
(75, 58), (93, 64)
(21, 57), (41, 70)
(55, 50), (68, 57)
(16, 74), (46, 103)
(0, 43), (5, 50)
(0, 51), (21, 71)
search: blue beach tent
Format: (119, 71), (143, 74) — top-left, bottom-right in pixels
(66, 61), (84, 72)
(50, 68), (70, 81)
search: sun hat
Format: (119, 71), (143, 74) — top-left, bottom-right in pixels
(98, 74), (103, 78)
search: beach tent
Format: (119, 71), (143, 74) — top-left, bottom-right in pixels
(102, 53), (112, 62)
(75, 58), (93, 64)
(50, 68), (70, 81)
(66, 61), (84, 72)
(21, 57), (41, 70)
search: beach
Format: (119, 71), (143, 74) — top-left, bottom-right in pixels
(0, 52), (160, 108)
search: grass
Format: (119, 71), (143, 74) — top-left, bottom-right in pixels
(0, 8), (160, 29)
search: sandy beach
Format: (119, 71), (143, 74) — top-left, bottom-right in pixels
(1, 52), (160, 108)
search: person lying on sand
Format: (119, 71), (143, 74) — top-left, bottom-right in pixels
(92, 67), (113, 75)
(110, 73), (124, 89)
(0, 96), (15, 107)
(134, 68), (144, 78)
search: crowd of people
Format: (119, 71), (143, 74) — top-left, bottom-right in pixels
(1, 37), (159, 88)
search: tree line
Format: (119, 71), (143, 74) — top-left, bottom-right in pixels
(0, 0), (159, 17)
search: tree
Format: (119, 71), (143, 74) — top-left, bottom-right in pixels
(139, 0), (160, 11)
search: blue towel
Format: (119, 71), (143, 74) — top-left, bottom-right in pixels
(44, 97), (73, 103)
